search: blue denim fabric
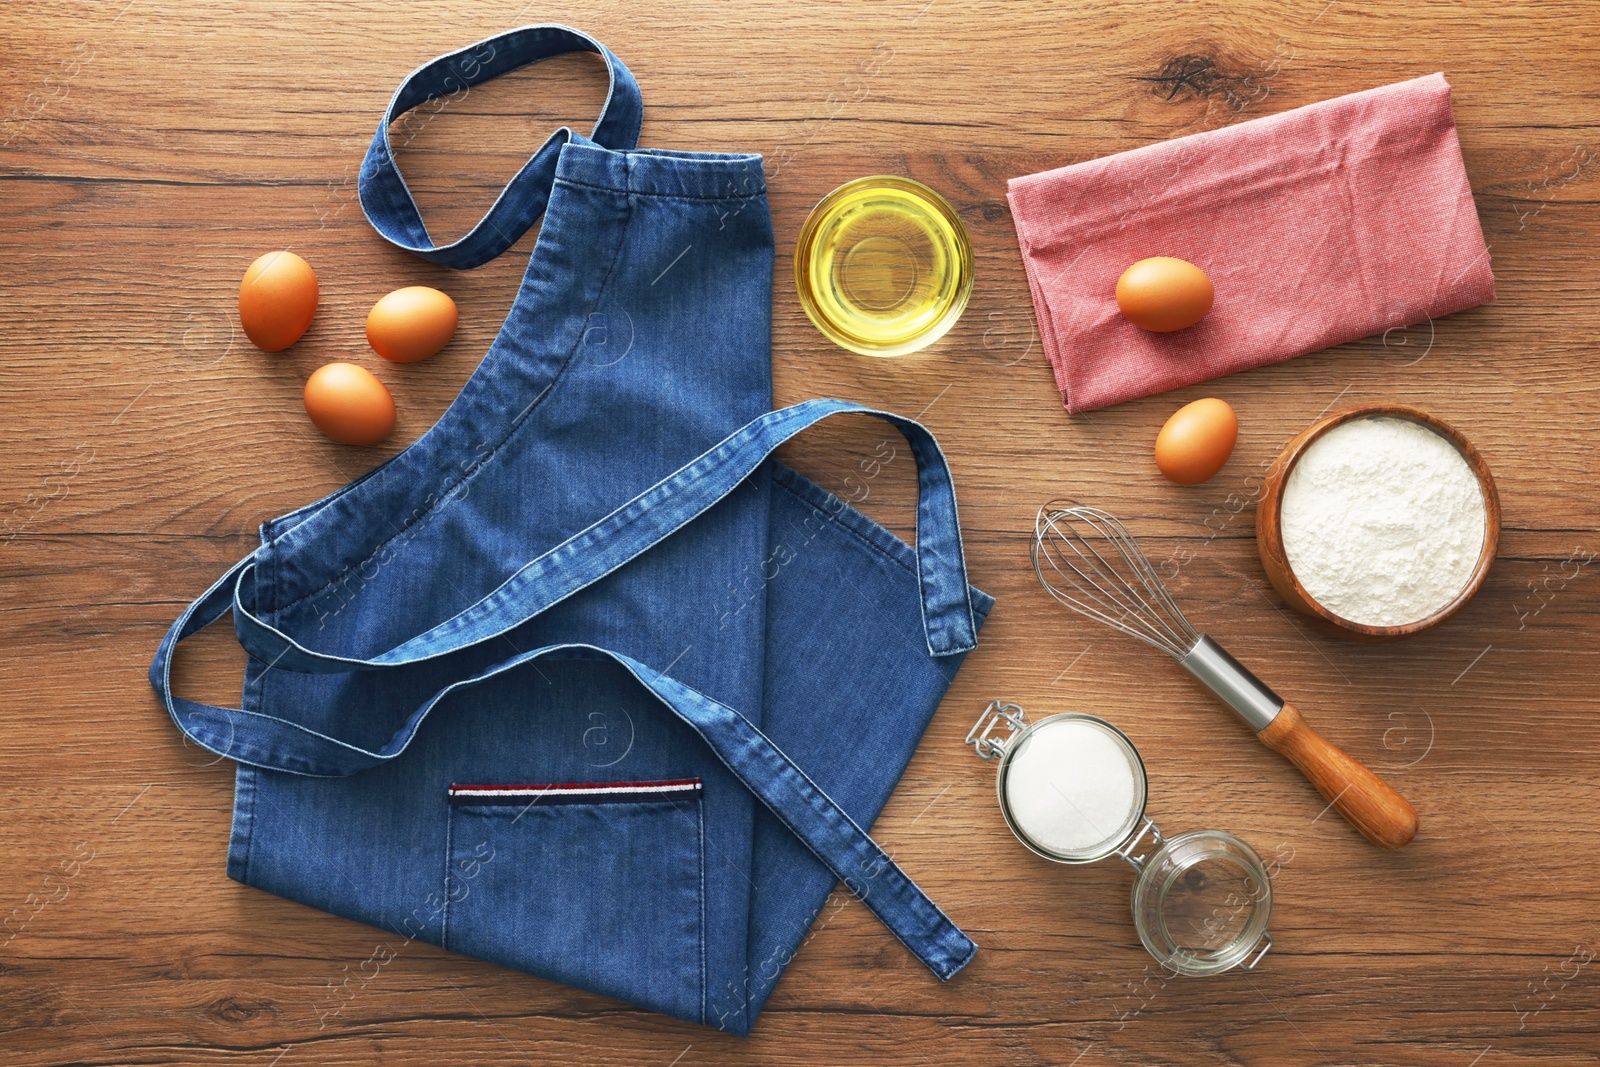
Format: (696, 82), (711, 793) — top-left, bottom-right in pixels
(150, 25), (992, 1035)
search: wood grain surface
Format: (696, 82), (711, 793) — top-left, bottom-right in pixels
(4, 1), (1598, 1064)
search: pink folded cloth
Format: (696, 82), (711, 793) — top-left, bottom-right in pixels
(1007, 73), (1495, 413)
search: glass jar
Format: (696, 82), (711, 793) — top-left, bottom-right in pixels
(966, 701), (1273, 976)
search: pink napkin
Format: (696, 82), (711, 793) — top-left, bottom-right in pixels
(1007, 74), (1495, 413)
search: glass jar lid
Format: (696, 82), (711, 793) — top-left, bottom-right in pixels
(1129, 829), (1273, 977)
(994, 712), (1149, 864)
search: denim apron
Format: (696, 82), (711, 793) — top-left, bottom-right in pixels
(150, 25), (992, 1035)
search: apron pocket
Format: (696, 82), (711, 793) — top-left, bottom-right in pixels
(442, 779), (707, 1024)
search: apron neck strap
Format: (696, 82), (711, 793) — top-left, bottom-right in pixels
(358, 25), (643, 270)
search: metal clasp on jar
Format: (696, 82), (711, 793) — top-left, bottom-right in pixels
(965, 700), (1029, 760)
(1242, 932), (1273, 971)
(1112, 818), (1166, 868)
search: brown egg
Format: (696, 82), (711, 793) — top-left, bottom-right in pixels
(303, 362), (396, 446)
(239, 251), (319, 351)
(366, 286), (458, 363)
(1116, 256), (1214, 332)
(1155, 398), (1237, 485)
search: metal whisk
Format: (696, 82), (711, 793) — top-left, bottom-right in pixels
(1032, 504), (1200, 660)
(1030, 501), (1419, 850)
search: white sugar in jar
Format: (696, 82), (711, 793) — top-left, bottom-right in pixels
(1279, 416), (1487, 627)
(1001, 715), (1146, 861)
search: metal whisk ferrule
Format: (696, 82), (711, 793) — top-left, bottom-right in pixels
(1177, 635), (1283, 733)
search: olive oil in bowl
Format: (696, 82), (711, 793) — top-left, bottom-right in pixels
(794, 176), (974, 357)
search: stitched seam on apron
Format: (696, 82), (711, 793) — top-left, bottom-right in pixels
(556, 176), (766, 203)
(441, 803), (455, 951)
(696, 793), (708, 1028)
(274, 189), (638, 613)
(243, 541), (268, 885)
(769, 469), (918, 579)
(244, 767), (257, 883)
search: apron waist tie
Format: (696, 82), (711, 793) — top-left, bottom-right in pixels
(230, 399), (979, 673)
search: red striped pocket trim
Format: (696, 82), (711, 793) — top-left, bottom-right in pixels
(447, 778), (703, 807)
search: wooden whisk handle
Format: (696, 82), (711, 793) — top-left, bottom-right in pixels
(1257, 702), (1418, 849)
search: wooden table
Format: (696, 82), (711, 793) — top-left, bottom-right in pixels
(4, 2), (1597, 1063)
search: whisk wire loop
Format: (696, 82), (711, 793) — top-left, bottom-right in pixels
(1032, 503), (1200, 660)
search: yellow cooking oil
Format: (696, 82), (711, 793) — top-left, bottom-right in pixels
(794, 176), (974, 357)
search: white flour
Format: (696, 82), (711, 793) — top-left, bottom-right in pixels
(1004, 718), (1142, 858)
(1279, 416), (1486, 627)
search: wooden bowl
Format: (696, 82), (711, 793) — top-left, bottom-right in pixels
(1256, 404), (1501, 640)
